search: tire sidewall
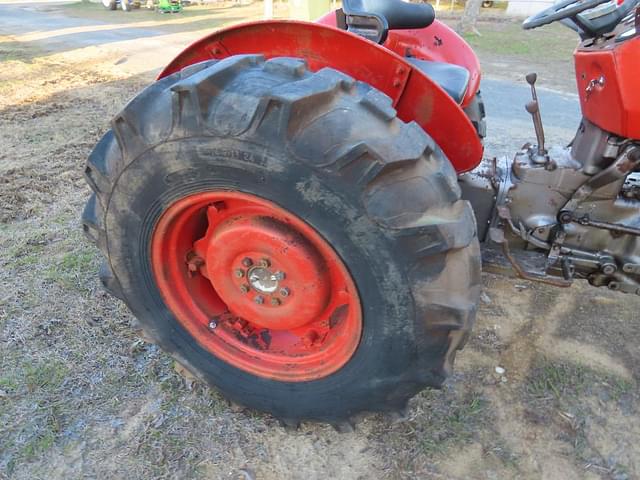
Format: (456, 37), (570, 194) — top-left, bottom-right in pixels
(106, 136), (420, 420)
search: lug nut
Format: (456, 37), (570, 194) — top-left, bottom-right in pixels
(242, 257), (253, 267)
(235, 269), (245, 278)
(273, 271), (286, 281)
(259, 258), (271, 268)
(240, 284), (250, 294)
(279, 287), (290, 297)
(208, 320), (218, 330)
(270, 297), (281, 307)
(254, 295), (265, 305)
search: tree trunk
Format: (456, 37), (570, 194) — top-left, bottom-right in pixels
(264, 0), (273, 18)
(456, 0), (483, 35)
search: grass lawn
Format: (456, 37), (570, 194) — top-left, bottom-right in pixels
(463, 20), (578, 61)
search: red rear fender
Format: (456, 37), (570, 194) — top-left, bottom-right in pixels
(160, 21), (483, 173)
(317, 11), (482, 108)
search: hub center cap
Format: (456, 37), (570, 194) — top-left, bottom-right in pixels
(248, 267), (279, 294)
(201, 214), (333, 330)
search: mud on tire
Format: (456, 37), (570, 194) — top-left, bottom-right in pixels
(82, 56), (482, 425)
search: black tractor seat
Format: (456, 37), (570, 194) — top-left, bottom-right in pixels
(342, 0), (436, 30)
(405, 58), (471, 104)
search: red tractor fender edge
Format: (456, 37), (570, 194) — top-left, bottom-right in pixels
(159, 21), (483, 174)
(316, 12), (482, 109)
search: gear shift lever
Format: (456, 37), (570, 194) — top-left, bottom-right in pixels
(525, 73), (547, 162)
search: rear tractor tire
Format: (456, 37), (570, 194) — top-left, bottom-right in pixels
(82, 56), (482, 425)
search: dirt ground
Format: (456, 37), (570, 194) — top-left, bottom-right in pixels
(1, 3), (639, 479)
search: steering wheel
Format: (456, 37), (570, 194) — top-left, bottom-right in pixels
(523, 0), (612, 29)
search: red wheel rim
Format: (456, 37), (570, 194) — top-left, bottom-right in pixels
(151, 191), (363, 382)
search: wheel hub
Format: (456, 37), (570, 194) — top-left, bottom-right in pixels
(248, 266), (280, 294)
(197, 212), (332, 331)
(150, 191), (362, 382)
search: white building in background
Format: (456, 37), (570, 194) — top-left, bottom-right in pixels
(506, 0), (555, 17)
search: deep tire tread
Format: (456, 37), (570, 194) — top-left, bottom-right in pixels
(82, 57), (482, 426)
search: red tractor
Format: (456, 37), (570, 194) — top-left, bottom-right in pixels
(82, 0), (640, 428)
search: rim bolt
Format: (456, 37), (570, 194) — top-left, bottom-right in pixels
(273, 271), (286, 281)
(302, 330), (318, 347)
(240, 284), (250, 294)
(254, 295), (265, 305)
(235, 269), (245, 278)
(208, 320), (218, 330)
(270, 297), (281, 307)
(279, 287), (290, 298)
(259, 258), (271, 268)
(242, 257), (253, 268)
(186, 253), (205, 272)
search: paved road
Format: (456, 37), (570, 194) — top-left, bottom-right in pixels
(0, 3), (167, 45)
(0, 2), (583, 155)
(0, 2), (191, 74)
(482, 77), (581, 157)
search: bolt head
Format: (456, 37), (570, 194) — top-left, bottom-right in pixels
(258, 258), (271, 268)
(270, 297), (281, 307)
(558, 211), (573, 224)
(186, 254), (204, 272)
(208, 320), (218, 330)
(302, 330), (318, 347)
(279, 287), (290, 298)
(240, 284), (250, 294)
(242, 257), (253, 267)
(273, 271), (286, 281)
(235, 269), (245, 278)
(254, 295), (265, 305)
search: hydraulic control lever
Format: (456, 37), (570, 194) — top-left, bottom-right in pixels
(525, 73), (547, 162)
